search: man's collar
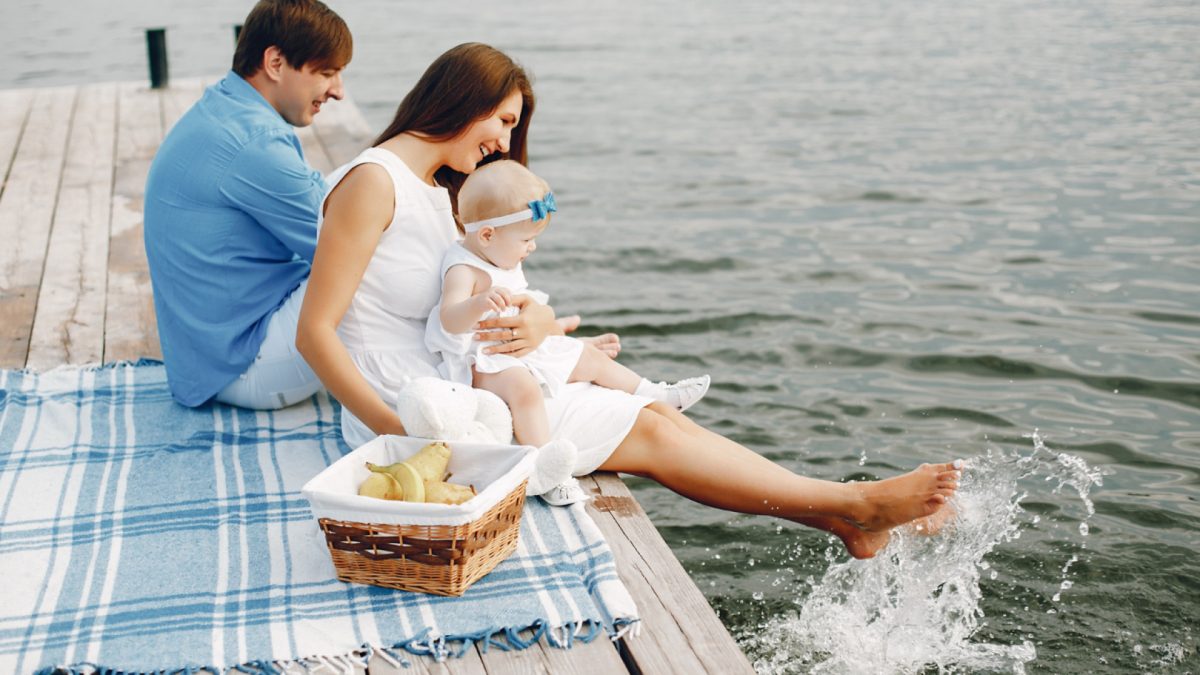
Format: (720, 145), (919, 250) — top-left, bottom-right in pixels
(219, 70), (285, 124)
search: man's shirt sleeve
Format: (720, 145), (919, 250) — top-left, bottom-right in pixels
(220, 129), (325, 263)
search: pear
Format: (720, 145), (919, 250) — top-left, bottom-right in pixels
(365, 460), (409, 478)
(424, 480), (476, 505)
(365, 461), (426, 502)
(405, 442), (452, 482)
(358, 471), (403, 500)
(396, 462), (426, 503)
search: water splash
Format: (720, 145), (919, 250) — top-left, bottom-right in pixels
(748, 431), (1106, 674)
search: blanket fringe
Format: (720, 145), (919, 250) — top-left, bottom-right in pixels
(611, 618), (643, 641)
(34, 618), (634, 674)
(12, 358), (164, 376)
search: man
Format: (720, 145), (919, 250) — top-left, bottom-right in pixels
(144, 0), (351, 409)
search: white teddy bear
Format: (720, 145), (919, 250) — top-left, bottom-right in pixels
(394, 376), (513, 444)
(393, 376), (577, 497)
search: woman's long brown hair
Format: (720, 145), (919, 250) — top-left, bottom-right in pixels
(372, 43), (535, 215)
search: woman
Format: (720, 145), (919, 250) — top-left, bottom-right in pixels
(296, 43), (959, 559)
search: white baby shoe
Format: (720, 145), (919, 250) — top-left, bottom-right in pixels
(526, 438), (578, 496)
(636, 374), (711, 412)
(540, 477), (589, 507)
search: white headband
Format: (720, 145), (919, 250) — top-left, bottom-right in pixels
(462, 192), (557, 233)
(463, 209), (534, 232)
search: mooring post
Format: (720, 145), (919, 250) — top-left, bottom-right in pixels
(146, 28), (169, 89)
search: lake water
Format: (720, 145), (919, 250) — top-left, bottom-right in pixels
(4, 0), (1198, 672)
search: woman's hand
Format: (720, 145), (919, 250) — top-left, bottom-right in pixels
(476, 294), (558, 357)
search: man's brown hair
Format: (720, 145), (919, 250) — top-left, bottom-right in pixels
(232, 0), (352, 77)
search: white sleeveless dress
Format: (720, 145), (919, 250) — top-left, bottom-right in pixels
(319, 148), (652, 474)
(425, 242), (585, 396)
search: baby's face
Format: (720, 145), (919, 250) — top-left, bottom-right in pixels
(486, 219), (547, 270)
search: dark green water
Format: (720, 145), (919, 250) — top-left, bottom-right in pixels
(6, 0), (1198, 671)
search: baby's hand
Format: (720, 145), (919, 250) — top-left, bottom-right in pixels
(474, 286), (513, 315)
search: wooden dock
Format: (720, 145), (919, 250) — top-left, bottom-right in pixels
(0, 79), (755, 674)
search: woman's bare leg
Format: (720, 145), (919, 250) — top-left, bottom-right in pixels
(597, 403), (959, 557)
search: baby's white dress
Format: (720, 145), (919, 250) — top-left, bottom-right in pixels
(425, 242), (584, 396)
(319, 147), (653, 473)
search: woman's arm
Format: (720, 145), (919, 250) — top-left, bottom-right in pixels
(296, 164), (406, 436)
(475, 294), (560, 357)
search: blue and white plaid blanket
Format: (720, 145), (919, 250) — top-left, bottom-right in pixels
(0, 361), (637, 673)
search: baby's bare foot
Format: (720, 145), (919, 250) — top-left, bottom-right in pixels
(556, 314), (583, 333)
(579, 332), (621, 359)
(852, 461), (961, 532)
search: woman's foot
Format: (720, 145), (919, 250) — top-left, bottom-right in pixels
(839, 502), (956, 559)
(849, 461), (961, 532)
(907, 499), (958, 536)
(636, 375), (711, 412)
(840, 525), (892, 560)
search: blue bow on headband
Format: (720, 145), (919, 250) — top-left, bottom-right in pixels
(528, 192), (557, 221)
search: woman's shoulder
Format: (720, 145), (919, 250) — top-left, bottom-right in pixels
(327, 149), (400, 194)
(324, 159), (396, 215)
(316, 156), (402, 240)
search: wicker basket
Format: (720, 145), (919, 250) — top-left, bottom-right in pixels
(317, 478), (527, 596)
(302, 435), (536, 597)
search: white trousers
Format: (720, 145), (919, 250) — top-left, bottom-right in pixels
(214, 280), (323, 410)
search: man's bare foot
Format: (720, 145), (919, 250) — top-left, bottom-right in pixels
(578, 333), (621, 359)
(850, 461), (961, 532)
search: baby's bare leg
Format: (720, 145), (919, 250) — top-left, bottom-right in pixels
(568, 343), (641, 392)
(473, 368), (550, 446)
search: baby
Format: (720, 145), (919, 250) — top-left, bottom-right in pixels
(425, 160), (710, 506)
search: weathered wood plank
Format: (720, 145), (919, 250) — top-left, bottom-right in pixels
(26, 83), (118, 369)
(312, 93), (372, 166)
(584, 473), (755, 675)
(0, 88), (35, 196)
(0, 87), (36, 361)
(104, 82), (161, 362)
(0, 86), (75, 367)
(539, 636), (629, 674)
(367, 644), (488, 674)
(362, 628), (626, 674)
(472, 635), (627, 675)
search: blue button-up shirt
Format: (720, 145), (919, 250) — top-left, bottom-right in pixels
(144, 71), (324, 406)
